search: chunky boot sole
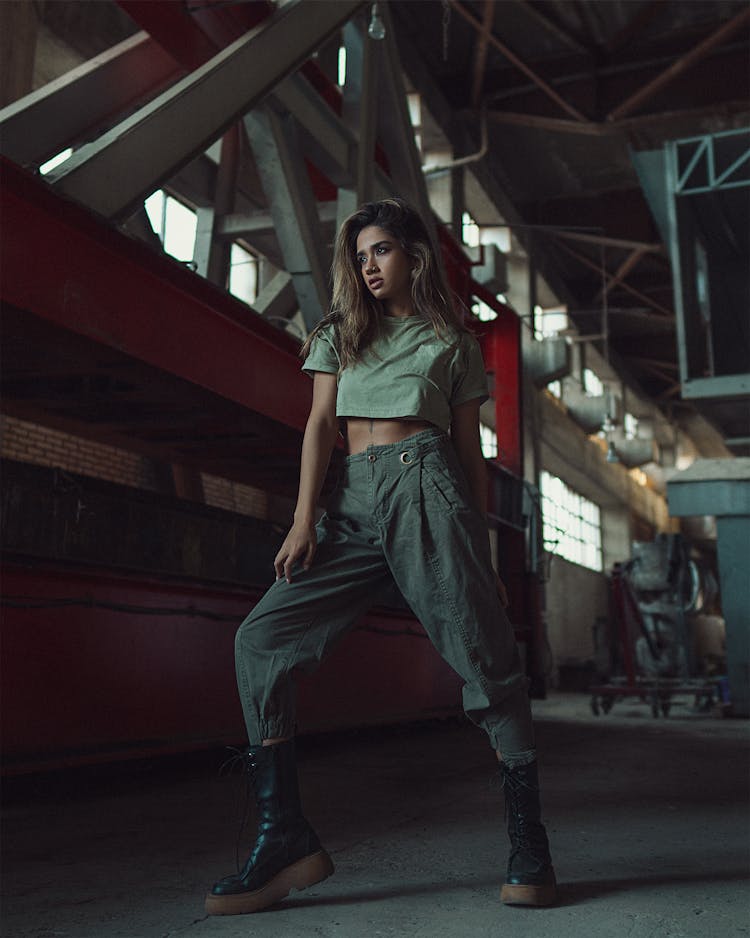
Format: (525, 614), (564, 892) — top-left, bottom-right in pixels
(204, 850), (334, 916)
(500, 878), (557, 907)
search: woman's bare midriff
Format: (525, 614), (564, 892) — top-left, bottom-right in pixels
(343, 417), (435, 456)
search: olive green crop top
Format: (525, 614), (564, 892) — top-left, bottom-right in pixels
(301, 316), (488, 432)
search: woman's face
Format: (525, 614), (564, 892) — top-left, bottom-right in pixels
(355, 225), (413, 307)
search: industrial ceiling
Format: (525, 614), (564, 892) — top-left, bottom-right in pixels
(2, 0), (749, 468)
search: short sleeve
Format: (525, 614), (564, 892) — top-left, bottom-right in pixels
(450, 333), (489, 406)
(301, 324), (340, 377)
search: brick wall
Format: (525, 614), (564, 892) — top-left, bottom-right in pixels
(0, 413), (293, 524)
(201, 472), (294, 524)
(0, 414), (158, 491)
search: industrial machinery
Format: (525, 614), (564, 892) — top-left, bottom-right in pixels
(590, 533), (726, 717)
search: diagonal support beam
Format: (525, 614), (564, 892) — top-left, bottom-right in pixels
(607, 7), (750, 121)
(471, 0), (496, 108)
(272, 75), (354, 189)
(376, 5), (438, 243)
(253, 270), (298, 322)
(556, 240), (674, 318)
(551, 228), (664, 254)
(193, 123), (241, 285)
(593, 247), (648, 304)
(2, 32), (182, 170)
(0, 31), (183, 168)
(244, 105), (330, 330)
(337, 14), (382, 227)
(448, 0), (588, 121)
(48, 0), (364, 222)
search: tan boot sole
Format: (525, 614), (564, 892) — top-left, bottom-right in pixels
(205, 849), (335, 915)
(500, 879), (557, 906)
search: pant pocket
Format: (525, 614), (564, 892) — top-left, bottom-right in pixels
(421, 460), (460, 513)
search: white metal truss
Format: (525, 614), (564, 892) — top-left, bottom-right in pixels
(0, 31), (182, 168)
(46, 0), (364, 221)
(244, 104), (330, 330)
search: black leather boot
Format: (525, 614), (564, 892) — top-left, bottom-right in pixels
(205, 738), (334, 915)
(499, 760), (557, 906)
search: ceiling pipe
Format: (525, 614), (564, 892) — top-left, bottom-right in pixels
(422, 105), (488, 175)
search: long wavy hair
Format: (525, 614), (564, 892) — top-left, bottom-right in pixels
(301, 198), (465, 370)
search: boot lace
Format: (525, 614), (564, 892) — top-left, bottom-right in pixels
(499, 766), (547, 865)
(219, 746), (262, 872)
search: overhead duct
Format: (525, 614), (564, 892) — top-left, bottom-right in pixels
(471, 243), (508, 295)
(565, 389), (622, 436)
(524, 337), (571, 388)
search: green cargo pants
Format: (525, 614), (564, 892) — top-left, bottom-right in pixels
(235, 428), (535, 759)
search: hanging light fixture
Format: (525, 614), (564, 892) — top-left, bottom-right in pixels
(368, 2), (386, 40)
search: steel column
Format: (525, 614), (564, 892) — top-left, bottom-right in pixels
(244, 106), (330, 330)
(253, 270), (298, 322)
(194, 124), (240, 285)
(377, 6), (438, 242)
(668, 460), (750, 716)
(337, 15), (381, 227)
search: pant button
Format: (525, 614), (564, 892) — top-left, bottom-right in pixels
(368, 454), (376, 462)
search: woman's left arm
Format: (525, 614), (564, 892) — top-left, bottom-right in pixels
(450, 399), (509, 607)
(450, 398), (488, 516)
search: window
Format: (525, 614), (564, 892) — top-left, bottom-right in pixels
(144, 190), (196, 263)
(471, 299), (498, 322)
(462, 211), (479, 248)
(540, 471), (603, 572)
(480, 423), (498, 459)
(228, 243), (258, 305)
(407, 92), (423, 157)
(624, 412), (639, 440)
(39, 148), (73, 175)
(583, 368), (603, 397)
(534, 304), (568, 339)
(337, 45), (347, 86)
(546, 380), (561, 398)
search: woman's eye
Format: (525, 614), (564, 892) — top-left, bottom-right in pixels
(376, 245), (387, 254)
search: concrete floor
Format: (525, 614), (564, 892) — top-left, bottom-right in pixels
(2, 693), (749, 938)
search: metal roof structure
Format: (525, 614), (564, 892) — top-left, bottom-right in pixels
(1, 0), (748, 472)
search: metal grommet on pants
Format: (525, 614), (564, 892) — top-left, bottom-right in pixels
(399, 451), (412, 464)
(368, 453), (376, 462)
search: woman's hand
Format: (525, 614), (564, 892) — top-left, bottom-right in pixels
(494, 570), (509, 608)
(274, 520), (317, 583)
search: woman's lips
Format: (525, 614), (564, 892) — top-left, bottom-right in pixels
(368, 278), (384, 290)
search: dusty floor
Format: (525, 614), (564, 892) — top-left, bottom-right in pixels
(2, 693), (749, 938)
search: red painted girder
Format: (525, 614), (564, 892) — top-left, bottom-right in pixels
(480, 314), (523, 478)
(0, 157), (312, 432)
(443, 239), (523, 479)
(1, 562), (462, 773)
(117, 1), (273, 71)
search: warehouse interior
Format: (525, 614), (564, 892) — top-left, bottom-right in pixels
(1, 1), (749, 936)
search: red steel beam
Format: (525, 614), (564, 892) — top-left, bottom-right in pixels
(0, 158), (312, 432)
(607, 7), (750, 121)
(117, 0), (273, 70)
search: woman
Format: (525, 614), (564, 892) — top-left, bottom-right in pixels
(205, 198), (556, 915)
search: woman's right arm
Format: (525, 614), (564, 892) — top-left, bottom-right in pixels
(274, 371), (339, 583)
